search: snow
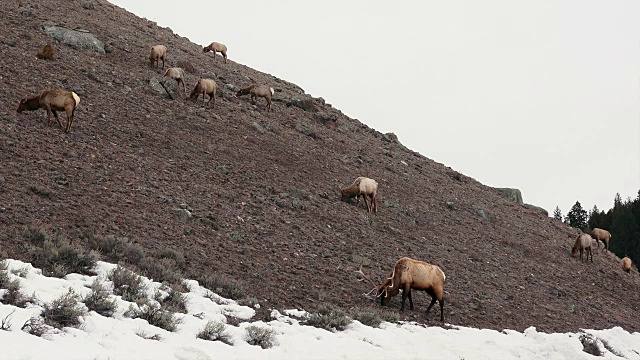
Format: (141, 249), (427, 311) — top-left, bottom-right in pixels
(1, 259), (638, 360)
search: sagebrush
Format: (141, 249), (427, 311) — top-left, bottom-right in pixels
(42, 289), (87, 329)
(245, 325), (277, 349)
(196, 320), (234, 345)
(84, 279), (118, 317)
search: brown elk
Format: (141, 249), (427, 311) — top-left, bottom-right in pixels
(235, 84), (275, 111)
(622, 256), (632, 273)
(17, 89), (80, 133)
(189, 78), (217, 109)
(163, 67), (187, 98)
(357, 257), (446, 321)
(203, 42), (228, 63)
(150, 45), (167, 69)
(338, 177), (378, 213)
(589, 228), (612, 251)
(571, 233), (593, 262)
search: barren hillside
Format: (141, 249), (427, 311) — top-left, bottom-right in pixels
(1, 0), (638, 333)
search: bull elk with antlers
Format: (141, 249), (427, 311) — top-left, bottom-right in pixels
(357, 257), (446, 321)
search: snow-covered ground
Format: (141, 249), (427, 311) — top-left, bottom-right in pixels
(0, 259), (638, 360)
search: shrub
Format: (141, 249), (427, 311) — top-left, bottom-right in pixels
(379, 309), (400, 324)
(42, 289), (87, 329)
(304, 303), (352, 332)
(196, 320), (234, 345)
(0, 261), (9, 289)
(237, 297), (260, 308)
(124, 302), (182, 332)
(11, 266), (30, 278)
(156, 248), (186, 270)
(21, 316), (48, 337)
(154, 288), (187, 314)
(1, 310), (15, 330)
(245, 325), (276, 349)
(349, 307), (383, 328)
(86, 234), (145, 265)
(138, 257), (184, 290)
(580, 334), (602, 356)
(1, 279), (37, 308)
(25, 226), (97, 277)
(136, 329), (162, 341)
(109, 266), (147, 303)
(84, 280), (118, 317)
(349, 307), (398, 326)
(199, 274), (245, 300)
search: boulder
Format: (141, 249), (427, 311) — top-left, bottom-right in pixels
(43, 25), (105, 53)
(498, 188), (523, 205)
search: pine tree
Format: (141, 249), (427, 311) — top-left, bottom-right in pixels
(566, 201), (588, 230)
(614, 193), (623, 208)
(553, 206), (562, 221)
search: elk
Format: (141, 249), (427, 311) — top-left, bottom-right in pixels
(589, 228), (612, 251)
(235, 84), (275, 111)
(150, 44), (167, 69)
(357, 257), (446, 321)
(338, 177), (378, 213)
(17, 89), (80, 133)
(189, 78), (217, 109)
(571, 233), (593, 263)
(163, 67), (187, 98)
(203, 42), (228, 63)
(622, 257), (632, 273)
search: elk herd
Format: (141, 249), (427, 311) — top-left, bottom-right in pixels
(14, 32), (638, 326)
(570, 228), (634, 274)
(16, 40), (275, 134)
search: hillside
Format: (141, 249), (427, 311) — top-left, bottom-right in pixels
(1, 0), (638, 333)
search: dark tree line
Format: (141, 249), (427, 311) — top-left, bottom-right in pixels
(555, 190), (640, 266)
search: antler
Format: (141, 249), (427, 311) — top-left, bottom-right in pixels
(356, 265), (380, 297)
(356, 265), (377, 286)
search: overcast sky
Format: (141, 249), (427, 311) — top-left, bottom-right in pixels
(109, 0), (640, 215)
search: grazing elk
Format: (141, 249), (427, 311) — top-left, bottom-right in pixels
(17, 89), (80, 133)
(357, 257), (446, 321)
(163, 67), (187, 98)
(189, 78), (217, 109)
(235, 84), (275, 111)
(571, 233), (594, 263)
(203, 42), (228, 63)
(338, 177), (378, 213)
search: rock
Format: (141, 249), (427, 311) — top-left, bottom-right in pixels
(75, 0), (97, 9)
(446, 201), (455, 210)
(251, 122), (265, 133)
(476, 208), (489, 220)
(498, 188), (523, 205)
(382, 132), (409, 152)
(224, 83), (236, 92)
(149, 77), (179, 99)
(286, 98), (319, 112)
(42, 25), (105, 53)
(203, 72), (216, 80)
(524, 204), (549, 217)
(173, 208), (193, 221)
(313, 111), (338, 123)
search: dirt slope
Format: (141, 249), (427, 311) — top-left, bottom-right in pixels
(1, 0), (638, 333)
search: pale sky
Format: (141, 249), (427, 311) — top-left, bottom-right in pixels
(109, 0), (640, 215)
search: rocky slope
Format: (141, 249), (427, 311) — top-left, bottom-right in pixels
(0, 0), (638, 333)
